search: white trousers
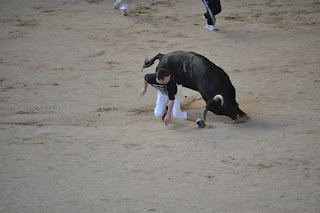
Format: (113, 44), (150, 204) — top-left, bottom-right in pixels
(154, 86), (187, 120)
(115, 0), (132, 10)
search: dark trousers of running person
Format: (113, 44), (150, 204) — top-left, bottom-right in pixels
(202, 0), (222, 25)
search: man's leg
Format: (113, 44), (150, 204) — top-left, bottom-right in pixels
(202, 0), (214, 24)
(114, 0), (122, 9)
(154, 91), (169, 118)
(120, 0), (132, 16)
(202, 0), (220, 31)
(172, 86), (206, 128)
(171, 86), (188, 120)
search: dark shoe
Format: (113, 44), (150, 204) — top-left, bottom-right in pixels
(197, 120), (206, 128)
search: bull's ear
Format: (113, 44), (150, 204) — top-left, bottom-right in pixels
(213, 94), (224, 106)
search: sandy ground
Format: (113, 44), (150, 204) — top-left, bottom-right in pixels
(1, 0), (320, 212)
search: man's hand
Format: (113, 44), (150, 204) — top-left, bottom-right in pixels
(140, 80), (149, 97)
(164, 114), (171, 125)
(164, 99), (174, 125)
(140, 88), (147, 97)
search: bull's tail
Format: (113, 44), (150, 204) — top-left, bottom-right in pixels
(142, 53), (164, 70)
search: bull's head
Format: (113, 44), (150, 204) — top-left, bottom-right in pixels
(202, 94), (238, 121)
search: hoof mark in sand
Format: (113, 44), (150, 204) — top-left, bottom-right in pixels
(96, 107), (118, 112)
(223, 16), (245, 21)
(127, 108), (151, 115)
(130, 6), (156, 15)
(42, 9), (56, 14)
(85, 0), (104, 4)
(88, 51), (106, 58)
(15, 20), (39, 28)
(0, 122), (43, 126)
(151, 1), (174, 7)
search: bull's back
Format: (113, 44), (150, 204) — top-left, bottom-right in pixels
(157, 51), (227, 91)
(156, 52), (200, 89)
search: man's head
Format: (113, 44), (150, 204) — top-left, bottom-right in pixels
(156, 68), (171, 84)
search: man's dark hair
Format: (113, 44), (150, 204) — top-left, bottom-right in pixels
(156, 68), (170, 80)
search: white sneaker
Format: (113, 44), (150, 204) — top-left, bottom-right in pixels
(206, 24), (218, 31)
(121, 8), (127, 16)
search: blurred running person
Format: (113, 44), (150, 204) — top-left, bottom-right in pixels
(114, 0), (132, 16)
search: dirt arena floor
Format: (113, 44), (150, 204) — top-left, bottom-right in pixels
(1, 0), (319, 212)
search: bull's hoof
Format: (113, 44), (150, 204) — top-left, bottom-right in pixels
(233, 115), (248, 123)
(238, 112), (250, 119)
(241, 114), (250, 120)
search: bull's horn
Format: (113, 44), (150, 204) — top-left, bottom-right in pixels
(213, 94), (224, 106)
(202, 107), (208, 122)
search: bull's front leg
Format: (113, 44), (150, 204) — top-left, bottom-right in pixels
(202, 107), (208, 121)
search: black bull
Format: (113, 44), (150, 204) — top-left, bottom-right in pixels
(142, 51), (249, 122)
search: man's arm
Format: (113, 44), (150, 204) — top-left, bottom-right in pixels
(140, 79), (148, 97)
(164, 99), (174, 125)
